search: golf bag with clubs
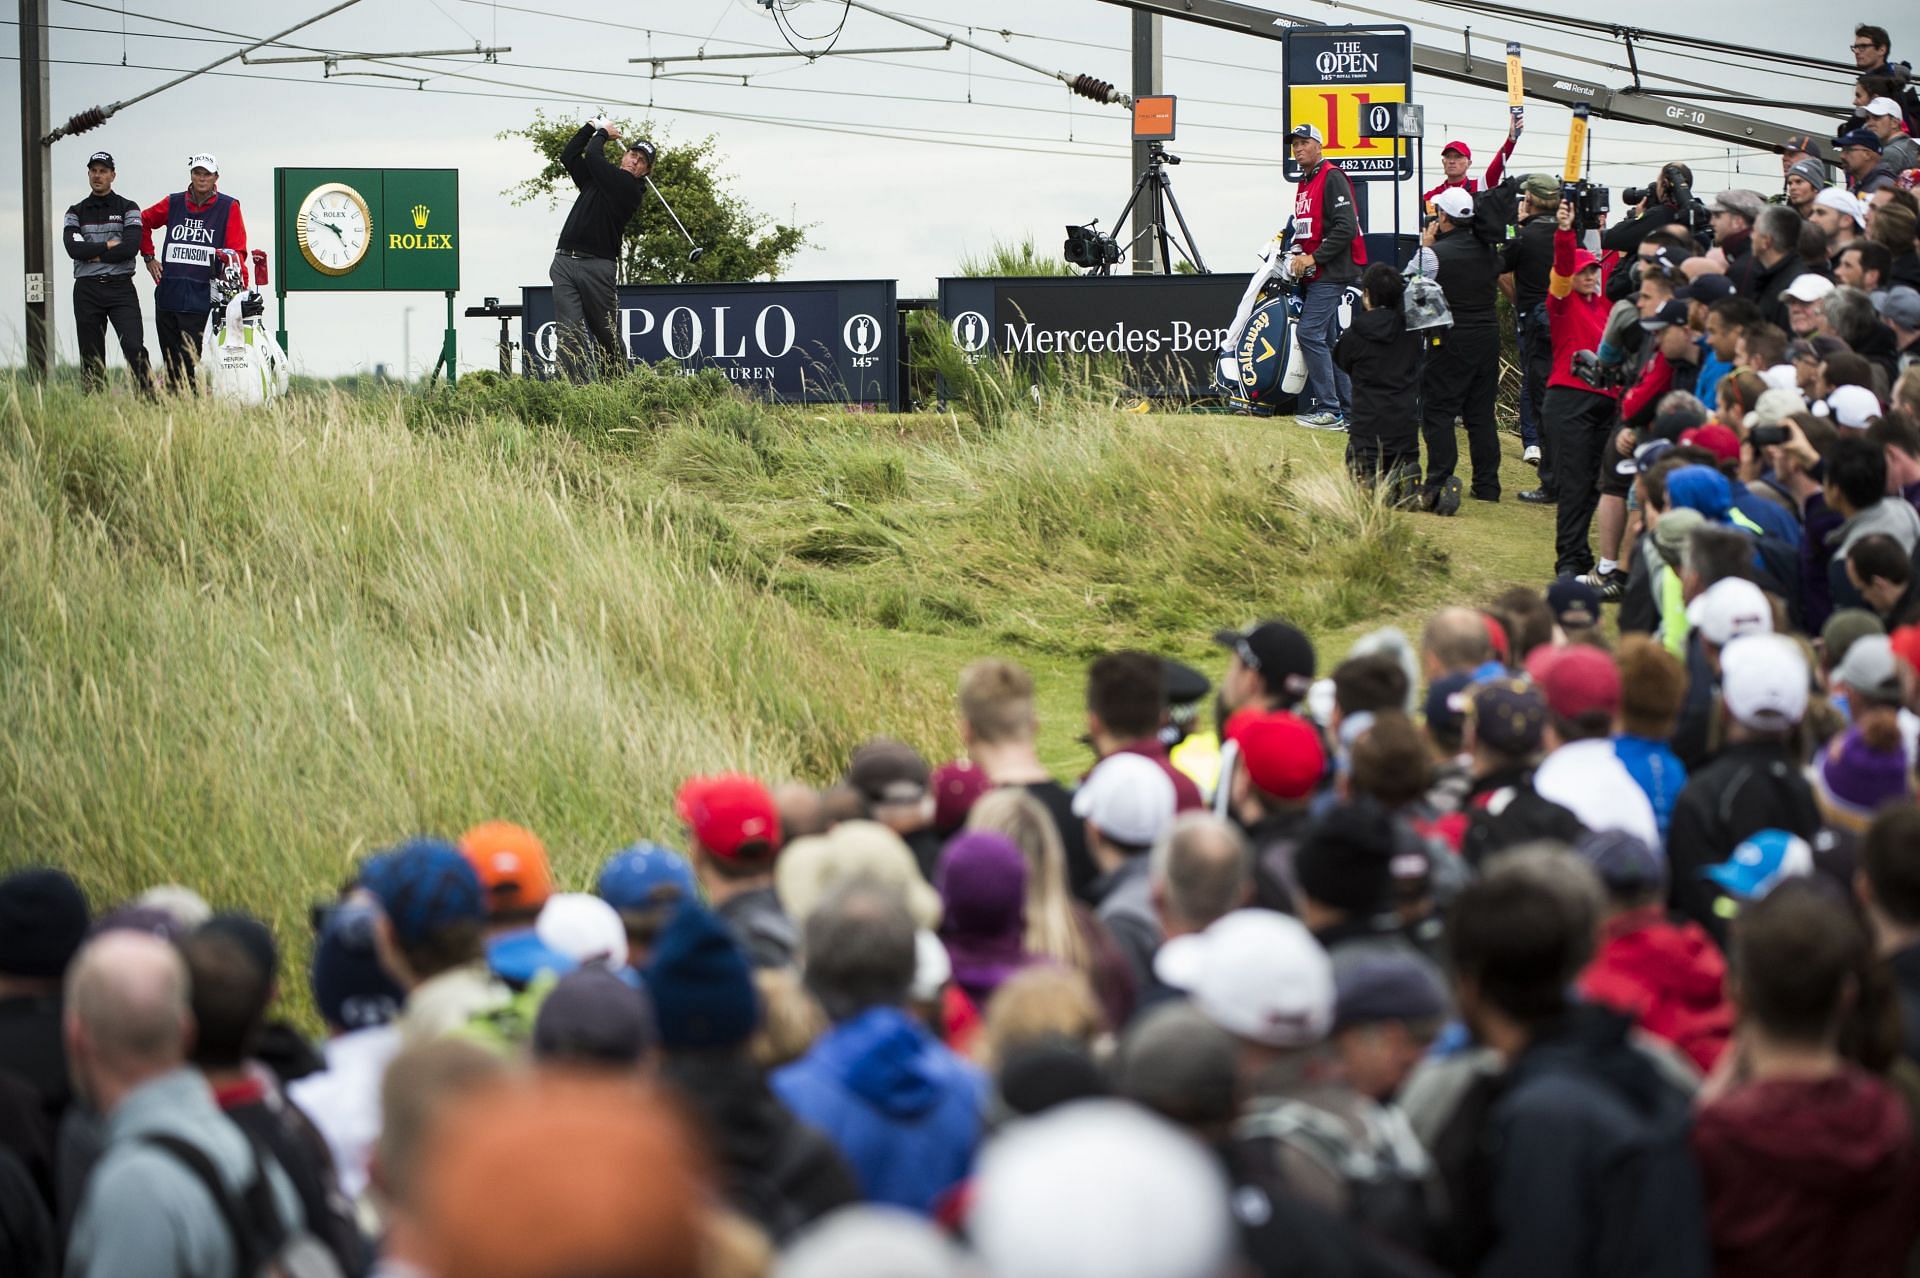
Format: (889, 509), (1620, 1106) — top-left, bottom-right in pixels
(1214, 231), (1361, 415)
(1214, 236), (1307, 413)
(201, 248), (289, 404)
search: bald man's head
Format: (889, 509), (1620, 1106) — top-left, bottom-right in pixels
(66, 930), (191, 1082)
(1422, 608), (1495, 676)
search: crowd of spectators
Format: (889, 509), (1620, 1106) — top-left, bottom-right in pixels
(10, 586), (1920, 1278)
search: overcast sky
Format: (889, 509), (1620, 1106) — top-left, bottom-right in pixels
(0, 0), (1909, 378)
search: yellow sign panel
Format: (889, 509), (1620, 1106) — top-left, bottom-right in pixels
(1287, 82), (1409, 175)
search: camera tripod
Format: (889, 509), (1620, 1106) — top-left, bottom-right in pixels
(1104, 142), (1208, 276)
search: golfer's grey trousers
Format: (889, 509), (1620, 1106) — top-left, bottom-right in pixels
(549, 251), (622, 382)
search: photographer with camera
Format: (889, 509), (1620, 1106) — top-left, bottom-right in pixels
(1285, 124), (1366, 431)
(1417, 188), (1504, 511)
(1603, 164), (1704, 260)
(1504, 175), (1562, 501)
(1546, 199), (1623, 582)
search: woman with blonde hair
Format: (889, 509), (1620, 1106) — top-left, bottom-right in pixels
(966, 788), (1135, 1027)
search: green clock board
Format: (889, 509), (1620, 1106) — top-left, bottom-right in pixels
(273, 167), (461, 381)
(274, 168), (459, 292)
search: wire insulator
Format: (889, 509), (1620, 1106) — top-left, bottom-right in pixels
(1070, 74), (1117, 104)
(64, 107), (109, 135)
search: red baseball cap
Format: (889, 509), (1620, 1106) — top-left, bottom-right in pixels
(1482, 612), (1511, 664)
(1225, 708), (1326, 800)
(1441, 139), (1472, 159)
(1679, 424), (1741, 464)
(675, 774), (782, 861)
(1525, 644), (1622, 721)
(1891, 625), (1920, 675)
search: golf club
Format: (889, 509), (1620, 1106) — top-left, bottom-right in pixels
(644, 175), (705, 264)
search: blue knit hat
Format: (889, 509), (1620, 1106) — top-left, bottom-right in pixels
(1664, 466), (1733, 523)
(0, 868), (89, 980)
(360, 838), (485, 947)
(311, 900), (404, 1031)
(640, 903), (759, 1050)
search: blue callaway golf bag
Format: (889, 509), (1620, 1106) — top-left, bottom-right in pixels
(1214, 237), (1308, 412)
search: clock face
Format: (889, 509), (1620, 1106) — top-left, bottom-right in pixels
(296, 182), (372, 276)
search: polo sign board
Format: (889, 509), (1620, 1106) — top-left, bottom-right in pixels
(521, 279), (899, 408)
(1283, 26), (1414, 181)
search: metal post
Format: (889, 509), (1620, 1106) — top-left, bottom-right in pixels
(443, 291), (457, 387)
(1129, 10), (1161, 275)
(20, 0), (53, 379)
(277, 290), (288, 357)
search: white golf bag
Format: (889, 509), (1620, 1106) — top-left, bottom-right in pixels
(201, 249), (289, 404)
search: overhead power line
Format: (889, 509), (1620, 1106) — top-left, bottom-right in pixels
(43, 0), (365, 141)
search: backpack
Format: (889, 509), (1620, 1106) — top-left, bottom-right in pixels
(142, 1134), (345, 1278)
(1470, 180), (1520, 247)
(1459, 778), (1586, 869)
(1235, 1098), (1434, 1255)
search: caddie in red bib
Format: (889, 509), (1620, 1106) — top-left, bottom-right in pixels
(1284, 124), (1366, 430)
(141, 151), (247, 394)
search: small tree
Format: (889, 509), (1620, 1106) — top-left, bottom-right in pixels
(501, 110), (807, 285)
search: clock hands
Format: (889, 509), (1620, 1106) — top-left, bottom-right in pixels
(308, 214), (347, 245)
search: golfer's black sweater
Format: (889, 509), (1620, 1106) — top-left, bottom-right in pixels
(556, 125), (643, 261)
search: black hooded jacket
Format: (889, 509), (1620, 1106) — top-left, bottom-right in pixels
(1437, 1005), (1711, 1278)
(662, 1052), (859, 1242)
(1335, 306), (1423, 438)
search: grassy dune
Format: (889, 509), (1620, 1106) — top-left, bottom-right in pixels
(0, 361), (1540, 967)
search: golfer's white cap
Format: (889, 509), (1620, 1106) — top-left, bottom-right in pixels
(1433, 187), (1475, 220)
(188, 153), (218, 175)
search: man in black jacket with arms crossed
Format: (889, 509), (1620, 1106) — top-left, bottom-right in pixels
(65, 151), (152, 397)
(551, 119), (652, 382)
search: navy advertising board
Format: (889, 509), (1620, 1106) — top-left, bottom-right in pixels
(937, 275), (1253, 397)
(522, 279), (898, 408)
(1283, 26), (1414, 181)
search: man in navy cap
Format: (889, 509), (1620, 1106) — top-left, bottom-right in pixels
(64, 151), (153, 397)
(1833, 128), (1898, 197)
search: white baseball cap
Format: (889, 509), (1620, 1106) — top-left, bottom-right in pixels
(187, 152), (218, 175)
(1072, 753), (1176, 847)
(1760, 364), (1802, 393)
(970, 1101), (1234, 1278)
(1864, 96), (1904, 119)
(1813, 187), (1867, 228)
(1686, 577), (1775, 647)
(534, 893), (629, 970)
(1782, 273), (1836, 304)
(1823, 384), (1882, 429)
(1432, 187), (1475, 221)
(1743, 386), (1809, 432)
(1719, 633), (1809, 730)
(1153, 909), (1334, 1048)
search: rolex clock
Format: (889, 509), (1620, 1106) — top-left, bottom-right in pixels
(295, 181), (372, 277)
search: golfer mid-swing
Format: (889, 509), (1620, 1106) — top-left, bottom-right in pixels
(549, 118), (653, 382)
